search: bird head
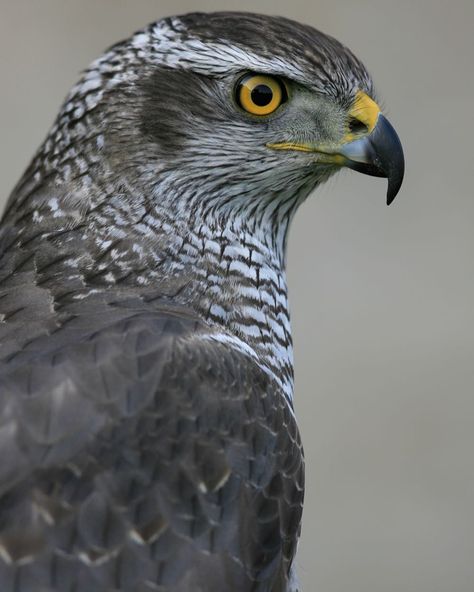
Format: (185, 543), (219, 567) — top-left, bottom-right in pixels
(9, 12), (404, 248)
(117, 13), (402, 207)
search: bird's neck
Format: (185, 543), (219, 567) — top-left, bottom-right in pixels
(159, 216), (295, 401)
(93, 203), (296, 401)
(3, 180), (297, 401)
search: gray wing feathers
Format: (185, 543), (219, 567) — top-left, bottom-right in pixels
(0, 305), (303, 591)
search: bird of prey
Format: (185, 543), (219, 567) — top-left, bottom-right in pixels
(0, 12), (404, 592)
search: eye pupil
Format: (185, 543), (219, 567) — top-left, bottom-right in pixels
(251, 84), (274, 107)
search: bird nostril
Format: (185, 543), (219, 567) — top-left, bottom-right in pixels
(348, 117), (369, 136)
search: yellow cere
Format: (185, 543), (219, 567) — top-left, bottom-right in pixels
(345, 90), (381, 141)
(238, 75), (283, 116)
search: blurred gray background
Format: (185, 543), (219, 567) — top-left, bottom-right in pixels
(1, 1), (473, 590)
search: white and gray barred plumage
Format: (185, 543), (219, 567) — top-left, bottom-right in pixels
(0, 11), (404, 592)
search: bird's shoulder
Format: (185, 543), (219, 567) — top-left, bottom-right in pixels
(0, 293), (287, 484)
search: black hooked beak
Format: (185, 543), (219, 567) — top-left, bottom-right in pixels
(339, 114), (405, 205)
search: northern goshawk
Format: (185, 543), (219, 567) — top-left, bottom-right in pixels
(0, 12), (404, 592)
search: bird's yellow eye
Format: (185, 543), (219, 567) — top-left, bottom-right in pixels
(236, 74), (287, 116)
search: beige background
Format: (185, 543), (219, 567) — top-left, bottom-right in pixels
(1, 1), (473, 590)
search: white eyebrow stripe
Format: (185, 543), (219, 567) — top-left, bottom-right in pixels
(148, 20), (307, 81)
